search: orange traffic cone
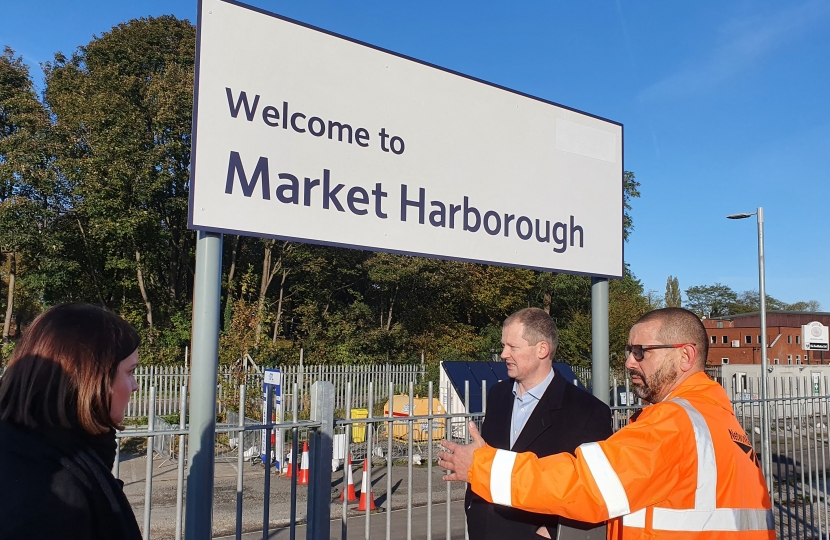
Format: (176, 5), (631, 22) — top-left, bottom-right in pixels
(339, 453), (357, 502)
(284, 442), (294, 478)
(357, 459), (376, 510)
(297, 441), (310, 485)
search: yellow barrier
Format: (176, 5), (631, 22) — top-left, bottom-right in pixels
(382, 395), (446, 442)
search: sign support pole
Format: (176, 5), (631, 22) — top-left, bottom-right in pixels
(592, 277), (610, 405)
(185, 231), (224, 540)
(307, 381), (335, 540)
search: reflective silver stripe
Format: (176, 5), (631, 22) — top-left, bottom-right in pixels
(652, 508), (774, 531)
(579, 442), (631, 518)
(622, 508), (646, 528)
(490, 449), (517, 507)
(671, 398), (717, 510)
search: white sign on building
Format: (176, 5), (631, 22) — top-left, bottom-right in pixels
(802, 321), (829, 351)
(189, 0), (624, 278)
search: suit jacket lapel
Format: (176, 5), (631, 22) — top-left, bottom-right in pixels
(511, 371), (565, 452)
(487, 386), (514, 450)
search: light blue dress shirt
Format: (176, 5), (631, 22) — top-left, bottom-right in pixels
(509, 367), (555, 448)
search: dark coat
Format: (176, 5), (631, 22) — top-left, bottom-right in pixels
(0, 420), (142, 540)
(465, 371), (613, 540)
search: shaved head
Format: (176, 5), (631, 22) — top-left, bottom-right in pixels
(634, 308), (708, 369)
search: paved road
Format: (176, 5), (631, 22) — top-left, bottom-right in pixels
(119, 454), (468, 539)
(215, 501), (467, 540)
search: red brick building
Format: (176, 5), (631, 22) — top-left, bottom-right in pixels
(703, 311), (830, 366)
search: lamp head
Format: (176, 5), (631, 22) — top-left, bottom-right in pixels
(726, 212), (755, 220)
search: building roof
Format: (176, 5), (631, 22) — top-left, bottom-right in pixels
(706, 311), (830, 328)
(709, 311), (830, 319)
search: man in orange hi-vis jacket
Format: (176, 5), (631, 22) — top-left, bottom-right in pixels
(438, 307), (774, 539)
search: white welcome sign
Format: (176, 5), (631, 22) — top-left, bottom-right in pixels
(190, 0), (624, 277)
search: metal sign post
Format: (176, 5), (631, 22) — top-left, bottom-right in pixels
(185, 231), (223, 540)
(591, 278), (610, 404)
(307, 382), (335, 540)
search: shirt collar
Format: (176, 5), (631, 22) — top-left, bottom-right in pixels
(512, 366), (555, 400)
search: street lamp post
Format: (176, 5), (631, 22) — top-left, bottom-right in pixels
(727, 207), (772, 490)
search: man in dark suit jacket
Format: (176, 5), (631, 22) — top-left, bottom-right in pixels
(466, 308), (613, 539)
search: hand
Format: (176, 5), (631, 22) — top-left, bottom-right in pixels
(438, 421), (485, 483)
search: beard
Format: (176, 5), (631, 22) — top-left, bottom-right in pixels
(628, 360), (679, 403)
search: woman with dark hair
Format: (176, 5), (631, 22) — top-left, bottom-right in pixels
(0, 303), (143, 540)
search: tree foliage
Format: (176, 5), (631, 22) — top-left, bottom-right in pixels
(42, 15), (195, 350)
(664, 275), (681, 307)
(622, 171), (640, 242)
(685, 283), (820, 318)
(556, 268), (650, 370)
(0, 47), (64, 341)
(684, 283), (739, 318)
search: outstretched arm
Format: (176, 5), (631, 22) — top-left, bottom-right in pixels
(439, 405), (688, 524)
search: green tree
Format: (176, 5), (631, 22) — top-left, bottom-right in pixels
(44, 16), (196, 345)
(254, 239), (297, 344)
(556, 268), (649, 368)
(684, 283), (737, 318)
(645, 290), (664, 310)
(608, 271), (650, 366)
(664, 275), (681, 307)
(786, 300), (821, 312)
(623, 171), (641, 242)
(729, 290), (820, 314)
(0, 47), (65, 342)
(683, 283), (820, 319)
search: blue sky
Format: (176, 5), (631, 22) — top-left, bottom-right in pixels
(3, 0), (829, 310)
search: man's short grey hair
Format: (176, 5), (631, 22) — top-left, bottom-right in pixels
(504, 307), (558, 359)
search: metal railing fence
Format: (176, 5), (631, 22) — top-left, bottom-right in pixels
(116, 382), (324, 540)
(569, 364), (629, 391)
(128, 365), (189, 418)
(330, 379), (485, 540)
(115, 373), (830, 540)
(116, 379), (479, 540)
(732, 376), (830, 539)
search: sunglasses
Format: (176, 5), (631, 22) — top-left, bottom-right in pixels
(624, 343), (695, 361)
